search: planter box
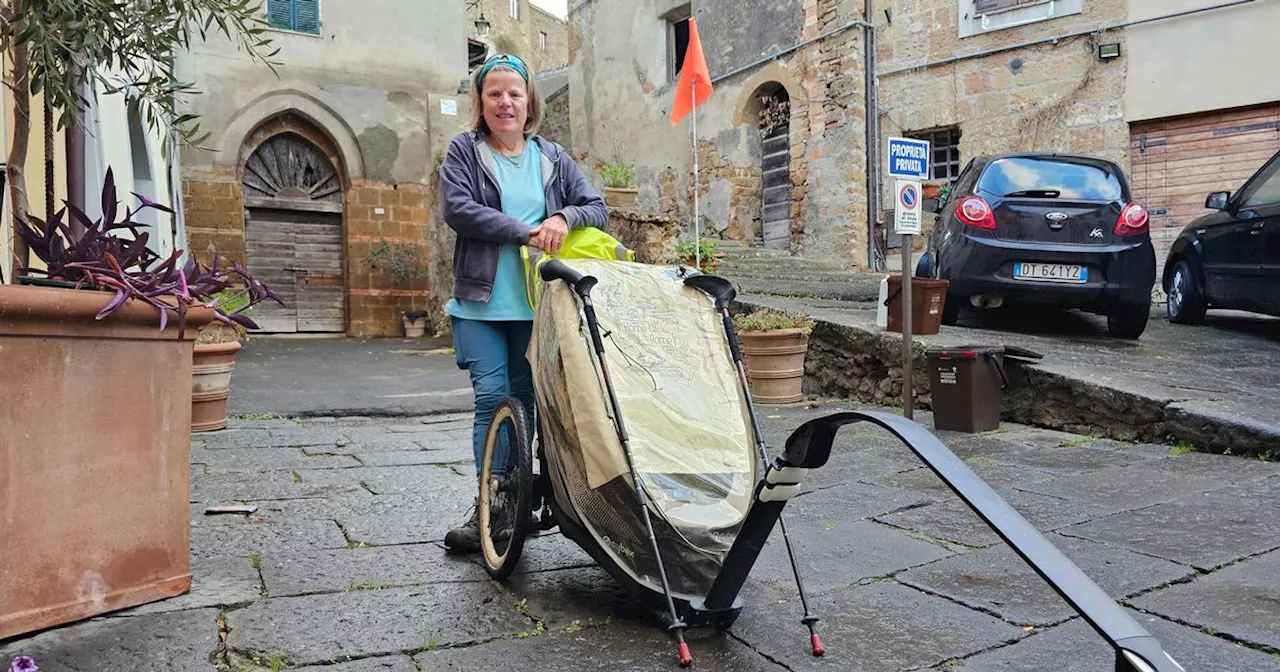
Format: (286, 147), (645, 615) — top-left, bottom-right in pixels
(604, 187), (639, 208)
(0, 284), (212, 640)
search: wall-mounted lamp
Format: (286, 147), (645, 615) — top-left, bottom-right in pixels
(475, 13), (491, 36)
(1098, 42), (1121, 60)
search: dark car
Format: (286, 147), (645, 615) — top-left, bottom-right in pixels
(1163, 148), (1280, 324)
(915, 152), (1156, 338)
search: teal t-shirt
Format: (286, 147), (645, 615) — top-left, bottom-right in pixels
(447, 141), (545, 322)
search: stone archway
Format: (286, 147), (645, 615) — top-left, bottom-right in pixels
(240, 126), (347, 334)
(749, 82), (792, 250)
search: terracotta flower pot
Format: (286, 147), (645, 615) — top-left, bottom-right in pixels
(738, 328), (810, 404)
(604, 187), (639, 208)
(0, 284), (213, 640)
(192, 341), (242, 432)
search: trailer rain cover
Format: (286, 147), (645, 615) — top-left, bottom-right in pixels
(528, 259), (759, 596)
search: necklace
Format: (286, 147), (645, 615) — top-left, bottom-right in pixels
(490, 140), (525, 168)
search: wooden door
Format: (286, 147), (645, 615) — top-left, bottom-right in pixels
(1130, 104), (1280, 272)
(245, 208), (345, 333)
(761, 123), (792, 250)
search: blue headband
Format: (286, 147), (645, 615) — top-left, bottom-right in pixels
(477, 54), (529, 89)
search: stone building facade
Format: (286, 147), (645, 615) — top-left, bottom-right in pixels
(467, 0), (570, 73)
(176, 0), (471, 337)
(566, 0), (1132, 270)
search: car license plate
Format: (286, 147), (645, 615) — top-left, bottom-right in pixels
(1014, 262), (1087, 283)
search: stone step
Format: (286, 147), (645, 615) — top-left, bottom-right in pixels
(726, 276), (881, 302)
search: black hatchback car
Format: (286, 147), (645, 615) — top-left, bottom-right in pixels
(916, 153), (1156, 338)
(1163, 148), (1280, 324)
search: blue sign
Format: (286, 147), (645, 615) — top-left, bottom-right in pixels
(900, 184), (918, 209)
(887, 137), (931, 180)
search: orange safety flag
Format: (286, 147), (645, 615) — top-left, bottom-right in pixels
(669, 18), (713, 126)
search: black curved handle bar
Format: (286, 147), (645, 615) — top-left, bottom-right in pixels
(781, 410), (1184, 672)
(540, 259), (598, 297)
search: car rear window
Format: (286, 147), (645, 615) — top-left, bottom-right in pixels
(977, 157), (1125, 201)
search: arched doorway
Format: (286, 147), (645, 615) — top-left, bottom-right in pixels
(754, 83), (792, 250)
(241, 130), (346, 333)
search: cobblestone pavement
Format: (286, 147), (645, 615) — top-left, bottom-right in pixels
(4, 401), (1279, 671)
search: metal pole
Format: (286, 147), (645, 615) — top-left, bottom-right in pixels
(902, 235), (913, 420)
(692, 80), (701, 270)
(864, 0), (878, 270)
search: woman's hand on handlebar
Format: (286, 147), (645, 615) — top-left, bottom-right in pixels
(529, 214), (569, 255)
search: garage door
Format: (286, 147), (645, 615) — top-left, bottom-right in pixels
(1130, 103), (1280, 272)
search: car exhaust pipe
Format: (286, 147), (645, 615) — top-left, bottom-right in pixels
(970, 294), (1004, 309)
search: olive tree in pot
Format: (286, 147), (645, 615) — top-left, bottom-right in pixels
(732, 307), (815, 404)
(0, 169), (282, 640)
(600, 161), (638, 208)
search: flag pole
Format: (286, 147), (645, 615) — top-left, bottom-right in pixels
(692, 79), (700, 271)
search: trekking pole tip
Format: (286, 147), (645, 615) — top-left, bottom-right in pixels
(678, 641), (693, 667)
(810, 633), (826, 657)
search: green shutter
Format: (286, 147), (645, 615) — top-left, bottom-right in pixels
(295, 0), (320, 34)
(266, 0), (292, 29)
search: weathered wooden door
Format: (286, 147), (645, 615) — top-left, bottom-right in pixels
(241, 131), (346, 333)
(758, 87), (792, 250)
(244, 208), (345, 333)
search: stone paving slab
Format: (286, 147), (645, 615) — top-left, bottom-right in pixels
(731, 582), (1028, 672)
(0, 608), (221, 672)
(897, 533), (1194, 626)
(1130, 549), (1280, 651)
(1017, 461), (1235, 513)
(874, 488), (1113, 549)
(7, 399), (1279, 671)
(941, 610), (1280, 671)
(193, 446), (362, 473)
(226, 583), (532, 667)
(1058, 482), (1280, 571)
(258, 544), (488, 598)
(414, 620), (786, 671)
(297, 656), (418, 671)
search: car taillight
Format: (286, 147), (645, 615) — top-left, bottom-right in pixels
(1115, 203), (1149, 236)
(956, 196), (996, 230)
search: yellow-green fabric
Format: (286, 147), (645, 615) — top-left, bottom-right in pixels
(520, 227), (635, 310)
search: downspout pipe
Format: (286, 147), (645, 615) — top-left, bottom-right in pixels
(865, 0), (879, 270)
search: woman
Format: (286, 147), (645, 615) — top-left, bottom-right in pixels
(438, 52), (608, 554)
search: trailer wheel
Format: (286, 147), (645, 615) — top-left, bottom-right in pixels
(479, 396), (533, 580)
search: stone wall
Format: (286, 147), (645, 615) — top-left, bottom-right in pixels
(539, 88), (573, 150)
(608, 209), (681, 265)
(345, 181), (432, 337)
(876, 0), (1131, 204)
(469, 0), (570, 73)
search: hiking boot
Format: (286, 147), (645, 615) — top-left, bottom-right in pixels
(443, 497), (481, 554)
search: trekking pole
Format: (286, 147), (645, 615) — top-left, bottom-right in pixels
(683, 274), (825, 657)
(543, 260), (694, 667)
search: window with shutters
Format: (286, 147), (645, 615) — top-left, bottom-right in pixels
(267, 0), (320, 35)
(958, 0), (1080, 37)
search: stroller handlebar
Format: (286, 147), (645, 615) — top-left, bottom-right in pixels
(540, 259), (598, 297)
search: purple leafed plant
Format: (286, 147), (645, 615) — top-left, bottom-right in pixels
(9, 656), (37, 672)
(16, 167), (283, 337)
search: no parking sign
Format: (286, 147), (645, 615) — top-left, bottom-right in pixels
(894, 179), (922, 235)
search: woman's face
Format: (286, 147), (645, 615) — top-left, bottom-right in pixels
(482, 69), (529, 137)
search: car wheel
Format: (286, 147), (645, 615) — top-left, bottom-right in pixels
(1107, 305), (1149, 339)
(1166, 259), (1206, 325)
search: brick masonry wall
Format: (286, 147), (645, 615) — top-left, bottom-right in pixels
(345, 180), (431, 338)
(182, 172), (431, 338)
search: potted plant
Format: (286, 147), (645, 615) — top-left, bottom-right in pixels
(0, 168), (281, 640)
(191, 289), (253, 432)
(732, 307), (815, 404)
(600, 161), (638, 208)
(366, 239), (429, 337)
(677, 238), (722, 274)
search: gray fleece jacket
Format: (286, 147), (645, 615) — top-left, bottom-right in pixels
(438, 130), (608, 303)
